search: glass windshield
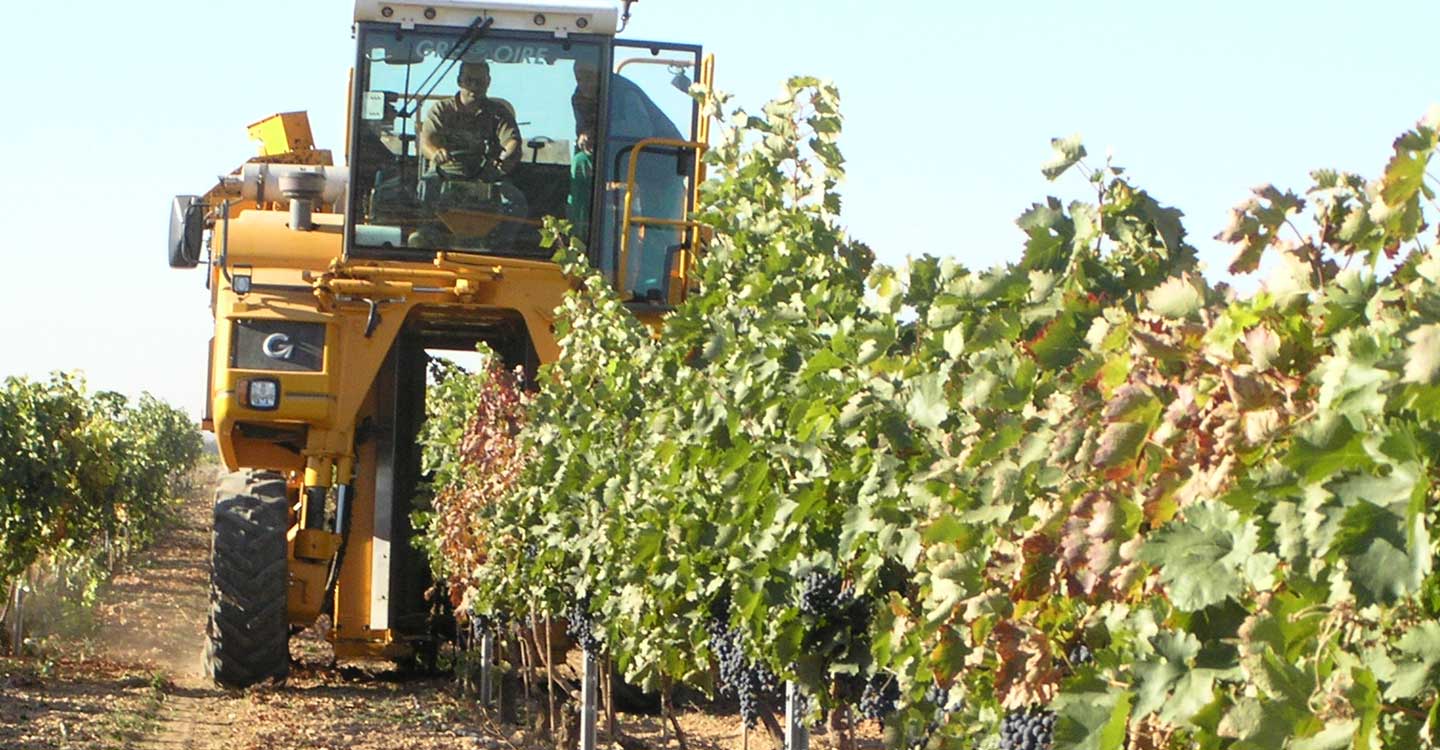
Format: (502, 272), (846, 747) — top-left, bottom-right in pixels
(350, 26), (602, 258)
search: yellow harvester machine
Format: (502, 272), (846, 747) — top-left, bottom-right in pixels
(168, 0), (712, 686)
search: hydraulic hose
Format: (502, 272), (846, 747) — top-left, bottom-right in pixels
(320, 483), (354, 616)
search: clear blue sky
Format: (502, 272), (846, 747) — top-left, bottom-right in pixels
(1, 0), (1435, 416)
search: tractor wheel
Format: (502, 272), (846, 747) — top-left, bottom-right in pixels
(205, 471), (290, 687)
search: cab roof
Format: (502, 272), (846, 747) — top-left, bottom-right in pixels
(354, 0), (621, 36)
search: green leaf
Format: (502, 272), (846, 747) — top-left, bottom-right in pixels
(1218, 185), (1304, 275)
(1385, 621), (1440, 700)
(905, 372), (949, 430)
(1032, 312), (1084, 369)
(1429, 691), (1440, 746)
(1052, 688), (1131, 750)
(1043, 134), (1087, 181)
(1139, 501), (1276, 611)
(1284, 416), (1373, 484)
(1222, 695), (1313, 750)
(1131, 630), (1198, 717)
(801, 348), (846, 379)
(1290, 720), (1359, 750)
(1381, 122), (1436, 206)
(1147, 274), (1205, 320)
(1092, 422), (1147, 470)
(1332, 496), (1428, 606)
(923, 514), (967, 545)
(1317, 270), (1375, 336)
(1018, 198), (1074, 273)
(1402, 323), (1440, 384)
(1346, 667), (1381, 750)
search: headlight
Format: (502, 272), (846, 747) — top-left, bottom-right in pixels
(242, 378), (280, 410)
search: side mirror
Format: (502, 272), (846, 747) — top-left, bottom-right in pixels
(168, 195), (204, 268)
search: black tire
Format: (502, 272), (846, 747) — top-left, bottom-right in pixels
(205, 471), (290, 687)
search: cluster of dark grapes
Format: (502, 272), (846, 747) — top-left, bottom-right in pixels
(858, 673), (901, 720)
(565, 597), (603, 653)
(468, 613), (493, 642)
(999, 707), (1055, 750)
(707, 596), (780, 727)
(923, 684), (963, 714)
(799, 569), (898, 725)
(1066, 642), (1093, 667)
(799, 570), (844, 616)
(896, 684), (964, 750)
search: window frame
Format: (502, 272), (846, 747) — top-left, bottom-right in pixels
(345, 22), (613, 263)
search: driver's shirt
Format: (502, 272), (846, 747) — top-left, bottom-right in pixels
(423, 95), (520, 169)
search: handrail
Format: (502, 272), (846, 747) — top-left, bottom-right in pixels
(618, 137), (708, 301)
(615, 53), (716, 305)
(615, 57), (694, 75)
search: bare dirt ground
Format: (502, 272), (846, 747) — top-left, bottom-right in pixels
(0, 468), (881, 750)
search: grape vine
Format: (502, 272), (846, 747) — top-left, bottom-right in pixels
(0, 373), (203, 641)
(417, 84), (1440, 748)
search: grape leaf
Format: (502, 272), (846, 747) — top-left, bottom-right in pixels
(1018, 198), (1074, 273)
(1102, 384), (1161, 426)
(1384, 621), (1440, 700)
(1289, 721), (1360, 750)
(1402, 323), (1440, 384)
(905, 372), (949, 430)
(1092, 422), (1147, 470)
(1052, 687), (1132, 750)
(1332, 497), (1428, 606)
(1218, 185), (1305, 275)
(1139, 501), (1276, 611)
(1147, 274), (1205, 320)
(1043, 134), (1087, 181)
(1381, 122), (1436, 206)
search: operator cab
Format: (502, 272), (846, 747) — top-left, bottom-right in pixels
(348, 0), (706, 304)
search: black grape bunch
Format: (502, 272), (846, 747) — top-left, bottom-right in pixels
(707, 594), (781, 728)
(858, 673), (901, 721)
(799, 569), (844, 617)
(899, 684), (964, 750)
(565, 596), (604, 654)
(1000, 707), (1056, 750)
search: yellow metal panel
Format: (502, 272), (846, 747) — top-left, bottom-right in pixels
(224, 370), (335, 424)
(248, 112), (316, 156)
(294, 528), (341, 561)
(221, 211), (344, 270)
(332, 636), (409, 661)
(287, 557), (330, 626)
(333, 392), (379, 637)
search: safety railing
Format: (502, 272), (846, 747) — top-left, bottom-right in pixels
(618, 137), (709, 303)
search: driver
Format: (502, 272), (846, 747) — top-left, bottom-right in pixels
(419, 61), (522, 180)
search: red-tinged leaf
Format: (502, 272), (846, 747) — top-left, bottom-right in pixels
(1014, 533), (1059, 601)
(1093, 422), (1148, 472)
(992, 620), (1062, 709)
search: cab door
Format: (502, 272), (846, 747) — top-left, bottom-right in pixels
(597, 41), (708, 305)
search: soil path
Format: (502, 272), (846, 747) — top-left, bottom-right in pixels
(0, 469), (500, 750)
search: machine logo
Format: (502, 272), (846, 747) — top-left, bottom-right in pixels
(262, 333), (296, 361)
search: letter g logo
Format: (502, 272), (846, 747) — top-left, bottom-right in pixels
(262, 333), (295, 361)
